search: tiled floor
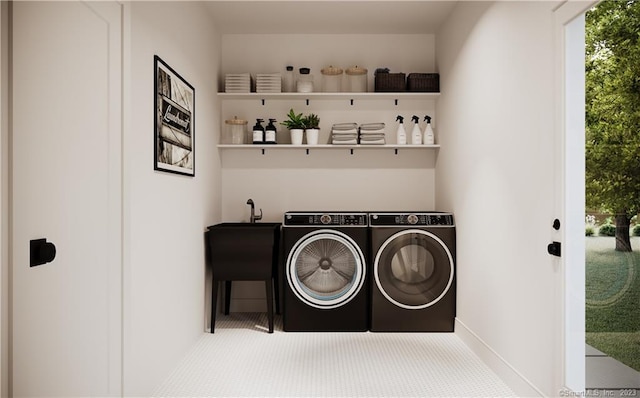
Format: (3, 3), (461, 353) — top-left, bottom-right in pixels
(586, 344), (640, 397)
(154, 313), (516, 397)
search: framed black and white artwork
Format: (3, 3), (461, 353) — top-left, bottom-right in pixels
(154, 55), (195, 176)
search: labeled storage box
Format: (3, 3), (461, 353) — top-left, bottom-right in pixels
(407, 73), (440, 92)
(374, 70), (405, 92)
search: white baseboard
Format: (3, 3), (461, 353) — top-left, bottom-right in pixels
(455, 318), (545, 397)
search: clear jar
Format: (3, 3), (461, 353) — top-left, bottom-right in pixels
(296, 67), (314, 93)
(321, 66), (343, 92)
(224, 116), (248, 144)
(283, 65), (294, 92)
(345, 66), (368, 92)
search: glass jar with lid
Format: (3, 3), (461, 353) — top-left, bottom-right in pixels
(296, 67), (314, 93)
(321, 66), (343, 92)
(224, 116), (248, 144)
(345, 66), (368, 92)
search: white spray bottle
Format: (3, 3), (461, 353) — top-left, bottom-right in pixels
(396, 115), (407, 145)
(423, 115), (434, 145)
(410, 115), (422, 145)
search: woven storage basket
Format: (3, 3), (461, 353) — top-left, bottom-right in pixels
(374, 72), (406, 92)
(407, 73), (440, 92)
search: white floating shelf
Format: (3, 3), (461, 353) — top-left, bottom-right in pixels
(218, 144), (439, 148)
(218, 92), (440, 102)
(217, 144), (440, 154)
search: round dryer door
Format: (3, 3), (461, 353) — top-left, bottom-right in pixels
(287, 229), (366, 309)
(374, 229), (454, 309)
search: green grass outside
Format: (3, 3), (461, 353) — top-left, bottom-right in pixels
(585, 236), (640, 371)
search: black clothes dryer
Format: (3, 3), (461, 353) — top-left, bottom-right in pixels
(282, 212), (369, 332)
(369, 212), (456, 332)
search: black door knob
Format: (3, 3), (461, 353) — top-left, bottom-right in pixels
(547, 241), (561, 257)
(30, 238), (57, 267)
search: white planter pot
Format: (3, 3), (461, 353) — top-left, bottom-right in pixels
(305, 128), (319, 145)
(290, 128), (304, 145)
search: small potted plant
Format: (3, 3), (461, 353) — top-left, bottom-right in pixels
(280, 108), (305, 145)
(303, 113), (320, 145)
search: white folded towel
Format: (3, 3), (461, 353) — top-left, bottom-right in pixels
(332, 123), (358, 130)
(360, 123), (386, 130)
(333, 130), (358, 135)
(359, 138), (386, 145)
(359, 129), (385, 135)
(332, 138), (358, 145)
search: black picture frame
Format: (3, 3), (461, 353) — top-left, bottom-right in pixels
(154, 55), (195, 176)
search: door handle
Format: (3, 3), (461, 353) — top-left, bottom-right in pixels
(547, 241), (561, 257)
(30, 238), (57, 267)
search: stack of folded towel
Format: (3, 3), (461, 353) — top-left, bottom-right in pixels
(331, 123), (359, 145)
(359, 123), (386, 145)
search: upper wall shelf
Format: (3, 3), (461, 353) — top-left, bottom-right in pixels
(218, 92), (440, 105)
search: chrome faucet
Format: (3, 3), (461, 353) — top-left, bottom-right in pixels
(246, 199), (263, 223)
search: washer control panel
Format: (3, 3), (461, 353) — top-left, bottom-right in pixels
(369, 212), (454, 226)
(285, 212), (368, 226)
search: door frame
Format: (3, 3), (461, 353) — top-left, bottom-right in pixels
(1, 1), (9, 396)
(554, 0), (597, 393)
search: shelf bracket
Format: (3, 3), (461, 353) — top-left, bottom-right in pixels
(350, 148), (354, 155)
(261, 99), (265, 106)
(306, 148), (310, 155)
(261, 148), (265, 155)
(306, 99), (310, 106)
(394, 99), (399, 106)
(394, 148), (398, 155)
(350, 99), (354, 106)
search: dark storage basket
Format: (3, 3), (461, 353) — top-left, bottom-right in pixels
(374, 72), (406, 92)
(407, 73), (440, 92)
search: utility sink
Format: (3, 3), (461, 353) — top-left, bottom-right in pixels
(206, 222), (281, 279)
(206, 222), (282, 333)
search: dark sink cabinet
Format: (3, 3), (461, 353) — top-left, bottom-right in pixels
(205, 222), (281, 333)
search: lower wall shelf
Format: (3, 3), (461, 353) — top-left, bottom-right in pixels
(218, 144), (440, 155)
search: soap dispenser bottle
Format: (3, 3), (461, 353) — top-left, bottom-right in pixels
(252, 118), (265, 144)
(396, 115), (407, 145)
(411, 115), (422, 145)
(423, 115), (434, 145)
(265, 119), (277, 144)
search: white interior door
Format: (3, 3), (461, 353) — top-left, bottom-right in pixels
(11, 1), (122, 396)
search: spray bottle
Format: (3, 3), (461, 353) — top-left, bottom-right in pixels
(396, 115), (407, 145)
(252, 118), (265, 144)
(411, 115), (422, 145)
(423, 115), (434, 145)
(265, 119), (278, 144)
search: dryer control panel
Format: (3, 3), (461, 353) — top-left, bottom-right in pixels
(369, 212), (455, 226)
(285, 212), (368, 226)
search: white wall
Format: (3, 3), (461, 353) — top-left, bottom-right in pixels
(221, 34), (436, 92)
(125, 2), (221, 395)
(220, 33), (439, 223)
(436, 2), (560, 396)
(219, 34), (440, 309)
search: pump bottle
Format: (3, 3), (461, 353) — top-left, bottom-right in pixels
(396, 115), (407, 145)
(252, 119), (265, 144)
(411, 115), (422, 145)
(265, 119), (277, 144)
(423, 115), (434, 145)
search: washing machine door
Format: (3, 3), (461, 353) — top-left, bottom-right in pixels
(287, 229), (366, 309)
(374, 229), (454, 309)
